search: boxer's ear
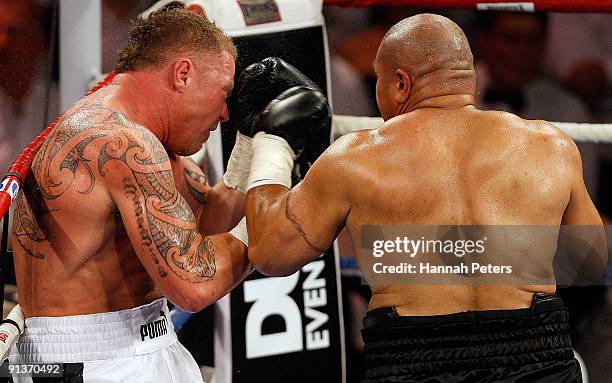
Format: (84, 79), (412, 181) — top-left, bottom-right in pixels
(171, 58), (193, 93)
(395, 69), (411, 104)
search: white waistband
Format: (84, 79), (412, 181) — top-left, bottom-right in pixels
(10, 298), (177, 363)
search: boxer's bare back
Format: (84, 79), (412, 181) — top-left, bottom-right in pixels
(341, 107), (596, 315)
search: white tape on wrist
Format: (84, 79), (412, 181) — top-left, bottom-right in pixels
(247, 132), (295, 191)
(223, 132), (252, 193)
(228, 217), (248, 246)
(0, 304), (25, 362)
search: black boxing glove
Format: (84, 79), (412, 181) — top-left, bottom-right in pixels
(230, 57), (331, 191)
(253, 86), (331, 155)
(230, 57), (320, 138)
(245, 86), (331, 191)
(225, 57), (311, 192)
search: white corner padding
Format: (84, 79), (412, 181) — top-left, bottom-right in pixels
(0, 304), (25, 362)
(186, 0), (323, 36)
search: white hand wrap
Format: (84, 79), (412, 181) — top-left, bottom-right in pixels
(223, 132), (252, 193)
(228, 217), (248, 246)
(246, 132), (296, 191)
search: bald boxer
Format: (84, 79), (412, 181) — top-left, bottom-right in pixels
(9, 8), (252, 382)
(243, 14), (607, 382)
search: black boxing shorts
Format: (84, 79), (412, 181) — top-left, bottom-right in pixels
(361, 294), (582, 383)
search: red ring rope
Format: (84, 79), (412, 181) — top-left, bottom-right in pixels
(323, 0), (612, 13)
(0, 71), (117, 220)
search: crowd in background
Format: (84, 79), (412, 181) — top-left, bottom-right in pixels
(0, 1), (610, 382)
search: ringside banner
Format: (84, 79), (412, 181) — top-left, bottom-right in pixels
(230, 256), (343, 382)
(202, 1), (345, 382)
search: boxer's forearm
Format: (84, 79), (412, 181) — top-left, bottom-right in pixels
(197, 182), (245, 235)
(171, 234), (250, 312)
(198, 233), (251, 307)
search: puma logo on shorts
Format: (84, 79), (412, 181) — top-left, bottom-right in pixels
(140, 310), (168, 341)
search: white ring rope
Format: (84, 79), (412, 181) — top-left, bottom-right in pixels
(332, 115), (612, 144)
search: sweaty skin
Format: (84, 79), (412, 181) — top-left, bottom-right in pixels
(11, 50), (250, 317)
(246, 14), (606, 316)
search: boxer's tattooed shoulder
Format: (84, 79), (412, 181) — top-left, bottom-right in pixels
(12, 176), (50, 259)
(35, 101), (114, 200)
(184, 168), (208, 205)
(25, 100), (216, 281)
(285, 193), (326, 254)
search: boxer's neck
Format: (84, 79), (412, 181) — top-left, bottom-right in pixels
(105, 71), (174, 144)
(400, 69), (476, 114)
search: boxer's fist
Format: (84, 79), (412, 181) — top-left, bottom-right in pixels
(231, 57), (321, 137)
(254, 86), (330, 155)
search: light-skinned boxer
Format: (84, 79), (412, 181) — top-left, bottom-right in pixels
(7, 8), (323, 383)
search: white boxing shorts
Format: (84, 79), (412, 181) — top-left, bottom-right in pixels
(9, 298), (203, 383)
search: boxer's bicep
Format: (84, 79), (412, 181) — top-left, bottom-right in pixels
(250, 155), (349, 275)
(288, 179), (348, 251)
(562, 175), (601, 225)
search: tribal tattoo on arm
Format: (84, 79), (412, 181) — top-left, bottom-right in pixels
(22, 101), (217, 282)
(284, 192), (327, 254)
(184, 167), (208, 205)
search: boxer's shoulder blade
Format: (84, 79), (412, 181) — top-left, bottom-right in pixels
(340, 109), (574, 225)
(489, 111), (580, 169)
(525, 119), (581, 161)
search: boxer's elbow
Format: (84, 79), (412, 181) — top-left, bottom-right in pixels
(173, 300), (204, 314)
(166, 288), (216, 313)
(247, 245), (273, 275)
(248, 245), (299, 277)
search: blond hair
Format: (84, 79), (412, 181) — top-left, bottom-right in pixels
(115, 8), (236, 73)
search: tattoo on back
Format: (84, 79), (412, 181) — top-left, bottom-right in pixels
(12, 176), (49, 259)
(15, 99), (217, 282)
(285, 193), (326, 254)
